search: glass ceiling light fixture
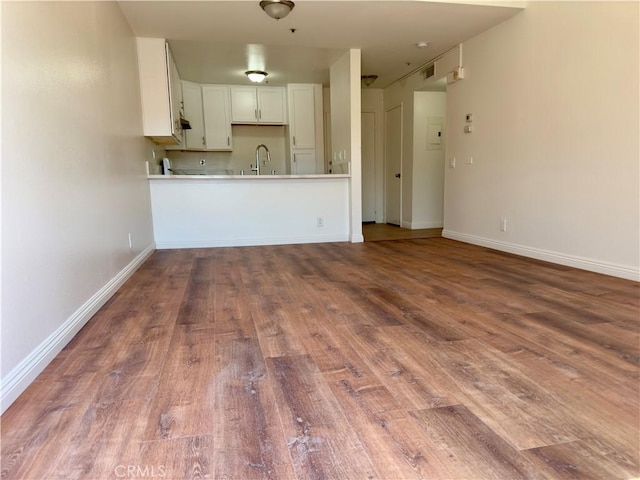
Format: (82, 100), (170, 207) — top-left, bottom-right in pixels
(246, 70), (268, 83)
(260, 0), (295, 20)
(361, 75), (378, 88)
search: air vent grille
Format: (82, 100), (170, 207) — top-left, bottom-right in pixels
(422, 63), (436, 80)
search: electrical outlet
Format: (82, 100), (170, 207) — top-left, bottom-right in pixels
(467, 157), (474, 165)
(500, 218), (507, 232)
(449, 157), (456, 168)
(128, 233), (132, 249)
(199, 158), (206, 166)
(317, 217), (324, 228)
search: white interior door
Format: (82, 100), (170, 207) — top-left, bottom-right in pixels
(385, 105), (402, 225)
(362, 112), (376, 222)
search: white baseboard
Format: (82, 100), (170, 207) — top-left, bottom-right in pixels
(0, 243), (156, 414)
(402, 220), (444, 230)
(442, 230), (639, 282)
(350, 233), (365, 243)
(155, 235), (349, 249)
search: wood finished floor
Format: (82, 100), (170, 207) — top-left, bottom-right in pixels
(362, 223), (443, 242)
(2, 238), (639, 480)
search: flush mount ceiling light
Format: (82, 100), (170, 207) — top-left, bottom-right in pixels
(361, 75), (378, 88)
(245, 70), (268, 83)
(260, 0), (295, 20)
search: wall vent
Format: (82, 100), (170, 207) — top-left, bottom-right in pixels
(422, 63), (436, 80)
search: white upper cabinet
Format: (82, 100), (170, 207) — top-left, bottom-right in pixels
(230, 86), (287, 124)
(288, 84), (317, 149)
(181, 81), (205, 150)
(167, 47), (183, 143)
(257, 88), (287, 124)
(136, 38), (183, 145)
(230, 87), (257, 123)
(202, 85), (233, 151)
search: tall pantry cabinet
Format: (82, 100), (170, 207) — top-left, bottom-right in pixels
(286, 84), (324, 174)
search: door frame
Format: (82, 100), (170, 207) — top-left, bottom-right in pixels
(384, 103), (403, 225)
(361, 111), (377, 223)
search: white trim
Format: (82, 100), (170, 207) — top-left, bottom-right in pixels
(350, 233), (365, 243)
(442, 230), (639, 282)
(401, 220), (444, 230)
(0, 243), (156, 414)
(155, 235), (349, 249)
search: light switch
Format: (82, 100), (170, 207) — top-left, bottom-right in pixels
(464, 125), (473, 133)
(449, 157), (456, 168)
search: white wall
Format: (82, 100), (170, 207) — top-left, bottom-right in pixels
(443, 1), (639, 280)
(167, 125), (288, 175)
(384, 46), (459, 227)
(330, 49), (363, 242)
(413, 91), (446, 228)
(150, 178), (350, 248)
(1, 2), (156, 412)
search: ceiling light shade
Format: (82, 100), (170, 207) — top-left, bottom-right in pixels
(246, 70), (268, 83)
(361, 75), (378, 88)
(260, 0), (295, 20)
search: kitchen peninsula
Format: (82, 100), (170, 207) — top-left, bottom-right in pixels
(138, 38), (362, 248)
(148, 173), (351, 248)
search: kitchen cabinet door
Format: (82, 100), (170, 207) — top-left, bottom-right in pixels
(202, 85), (233, 151)
(291, 150), (317, 175)
(257, 87), (286, 124)
(230, 86), (286, 124)
(181, 81), (205, 150)
(167, 44), (183, 144)
(230, 87), (258, 123)
(288, 84), (316, 149)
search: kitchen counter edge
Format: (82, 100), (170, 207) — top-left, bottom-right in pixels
(148, 174), (351, 180)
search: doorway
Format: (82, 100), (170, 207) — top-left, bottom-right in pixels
(384, 104), (403, 226)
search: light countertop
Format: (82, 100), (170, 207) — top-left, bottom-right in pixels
(148, 174), (350, 180)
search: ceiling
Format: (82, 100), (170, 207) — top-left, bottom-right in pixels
(119, 1), (524, 89)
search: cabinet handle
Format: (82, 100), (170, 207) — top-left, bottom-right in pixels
(293, 136), (296, 146)
(258, 109), (262, 120)
(255, 109), (258, 121)
(227, 136), (230, 146)
(202, 136), (205, 145)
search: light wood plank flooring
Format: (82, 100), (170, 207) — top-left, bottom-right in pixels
(363, 223), (442, 241)
(2, 238), (639, 479)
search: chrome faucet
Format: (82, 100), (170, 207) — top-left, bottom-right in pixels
(251, 144), (271, 175)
